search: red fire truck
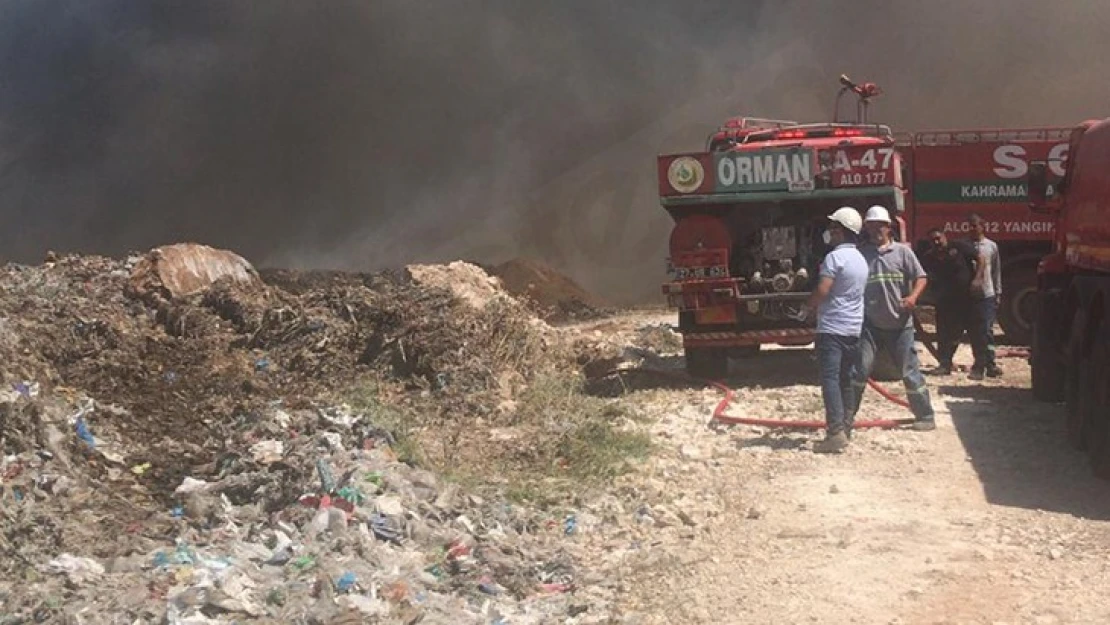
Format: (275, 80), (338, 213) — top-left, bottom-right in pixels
(1027, 118), (1110, 477)
(658, 76), (1070, 377)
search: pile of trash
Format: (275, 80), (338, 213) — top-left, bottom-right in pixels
(1, 396), (598, 623)
(0, 244), (611, 623)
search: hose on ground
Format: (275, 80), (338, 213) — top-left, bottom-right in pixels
(607, 366), (915, 430)
(601, 312), (1028, 431)
(706, 374), (914, 429)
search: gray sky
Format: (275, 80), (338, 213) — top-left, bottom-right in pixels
(1, 0), (1107, 302)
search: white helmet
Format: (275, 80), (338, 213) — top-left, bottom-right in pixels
(864, 205), (891, 223)
(827, 206), (862, 234)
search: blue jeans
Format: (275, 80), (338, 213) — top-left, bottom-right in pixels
(973, 296), (998, 370)
(849, 325), (935, 422)
(816, 333), (859, 435)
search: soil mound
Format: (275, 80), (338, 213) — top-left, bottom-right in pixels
(406, 260), (509, 310)
(486, 257), (610, 323)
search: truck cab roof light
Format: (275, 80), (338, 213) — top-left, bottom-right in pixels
(752, 126), (873, 142)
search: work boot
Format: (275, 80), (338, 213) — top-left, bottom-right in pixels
(928, 365), (952, 376)
(912, 419), (937, 431)
(968, 368), (985, 381)
(986, 365), (1003, 378)
(814, 431), (849, 454)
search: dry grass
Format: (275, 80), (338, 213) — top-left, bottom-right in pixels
(343, 368), (652, 506)
(343, 379), (423, 465)
(337, 291), (651, 504)
(511, 372), (652, 481)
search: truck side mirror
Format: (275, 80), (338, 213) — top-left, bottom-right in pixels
(1027, 161), (1051, 213)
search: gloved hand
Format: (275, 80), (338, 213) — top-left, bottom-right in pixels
(786, 307), (809, 322)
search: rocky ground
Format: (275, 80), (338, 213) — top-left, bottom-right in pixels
(573, 316), (1110, 625)
(1, 248), (1108, 624)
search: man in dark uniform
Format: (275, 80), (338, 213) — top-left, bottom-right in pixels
(920, 228), (982, 374)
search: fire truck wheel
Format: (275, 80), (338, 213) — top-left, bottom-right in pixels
(998, 264), (1038, 345)
(1031, 290), (1066, 402)
(1063, 308), (1089, 451)
(685, 347), (729, 380)
(1084, 324), (1110, 477)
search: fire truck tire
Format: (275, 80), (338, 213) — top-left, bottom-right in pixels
(998, 264), (1038, 345)
(1083, 324), (1110, 476)
(1031, 290), (1066, 403)
(685, 347), (728, 380)
(1063, 308), (1089, 451)
(1086, 325), (1110, 479)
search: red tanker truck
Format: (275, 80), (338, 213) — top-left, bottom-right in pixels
(906, 126), (1070, 340)
(657, 76), (1071, 377)
(1027, 118), (1110, 477)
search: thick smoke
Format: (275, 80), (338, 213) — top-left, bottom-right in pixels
(2, 0), (1109, 303)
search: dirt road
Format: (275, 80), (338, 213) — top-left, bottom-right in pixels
(571, 313), (1110, 625)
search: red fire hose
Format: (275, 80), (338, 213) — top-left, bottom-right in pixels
(617, 366), (916, 430)
(706, 375), (914, 429)
(607, 312), (1031, 431)
(703, 329), (1030, 431)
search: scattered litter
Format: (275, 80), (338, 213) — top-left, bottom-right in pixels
(376, 494), (405, 516)
(46, 554), (105, 586)
(336, 486), (364, 505)
(316, 458), (337, 493)
(14, 381), (40, 398)
(369, 513), (404, 544)
(335, 571), (358, 593)
(564, 515), (578, 536)
(175, 477), (213, 496)
(290, 555), (316, 572)
(249, 439), (284, 465)
(320, 431), (345, 452)
(74, 416), (96, 450)
(478, 576), (503, 596)
(338, 594), (389, 616)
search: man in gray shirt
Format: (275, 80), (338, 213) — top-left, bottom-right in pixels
(968, 213), (1003, 379)
(846, 206), (936, 430)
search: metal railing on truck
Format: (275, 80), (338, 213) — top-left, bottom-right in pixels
(913, 127), (1072, 146)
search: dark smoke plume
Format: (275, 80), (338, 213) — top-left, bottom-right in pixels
(2, 0), (1109, 304)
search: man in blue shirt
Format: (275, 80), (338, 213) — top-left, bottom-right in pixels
(803, 207), (868, 453)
